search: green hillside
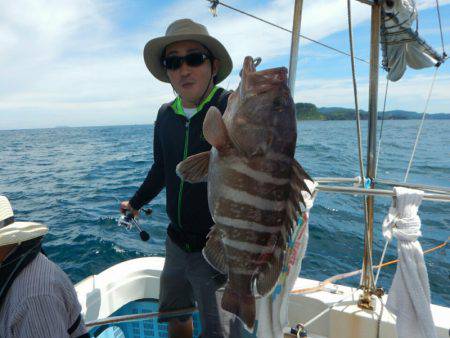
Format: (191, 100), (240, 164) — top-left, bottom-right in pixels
(295, 103), (450, 120)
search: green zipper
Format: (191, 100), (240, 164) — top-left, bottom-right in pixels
(177, 120), (190, 228)
(173, 86), (219, 241)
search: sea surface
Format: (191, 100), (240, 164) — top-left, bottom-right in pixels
(0, 120), (448, 306)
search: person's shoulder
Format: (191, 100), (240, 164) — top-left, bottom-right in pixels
(1, 253), (83, 333)
(158, 99), (176, 116)
(11, 253), (76, 300)
(213, 87), (232, 114)
(154, 99), (177, 125)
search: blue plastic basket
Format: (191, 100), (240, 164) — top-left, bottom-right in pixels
(89, 299), (201, 338)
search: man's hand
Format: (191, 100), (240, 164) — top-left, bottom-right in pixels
(120, 201), (140, 218)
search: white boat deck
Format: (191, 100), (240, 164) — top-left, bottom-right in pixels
(76, 257), (450, 338)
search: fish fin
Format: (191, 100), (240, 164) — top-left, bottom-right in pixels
(176, 151), (210, 183)
(292, 159), (314, 196)
(203, 226), (228, 274)
(285, 160), (314, 234)
(222, 286), (256, 331)
(255, 241), (284, 296)
(274, 160), (314, 250)
(203, 106), (230, 151)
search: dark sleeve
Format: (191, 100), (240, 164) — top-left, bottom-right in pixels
(129, 113), (165, 210)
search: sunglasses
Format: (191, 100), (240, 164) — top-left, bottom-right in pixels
(162, 52), (211, 70)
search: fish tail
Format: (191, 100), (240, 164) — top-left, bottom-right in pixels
(222, 285), (256, 330)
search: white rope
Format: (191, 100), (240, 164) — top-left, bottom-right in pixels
(404, 67), (439, 182)
(382, 187), (437, 338)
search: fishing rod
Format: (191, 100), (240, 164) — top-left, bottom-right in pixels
(114, 197), (151, 242)
(85, 306), (198, 328)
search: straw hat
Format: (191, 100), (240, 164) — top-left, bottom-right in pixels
(143, 19), (233, 84)
(0, 196), (48, 246)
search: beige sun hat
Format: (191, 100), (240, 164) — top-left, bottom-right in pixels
(0, 196), (48, 246)
(143, 18), (233, 84)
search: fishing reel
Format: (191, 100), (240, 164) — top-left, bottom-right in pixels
(118, 209), (151, 242)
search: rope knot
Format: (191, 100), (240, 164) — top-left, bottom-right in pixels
(382, 187), (424, 242)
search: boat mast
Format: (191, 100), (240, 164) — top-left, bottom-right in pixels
(288, 0), (304, 92)
(358, 0), (382, 310)
(287, 0), (383, 309)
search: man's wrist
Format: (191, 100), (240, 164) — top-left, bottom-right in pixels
(128, 197), (140, 211)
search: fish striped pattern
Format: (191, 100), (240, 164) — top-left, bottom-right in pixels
(213, 153), (294, 277)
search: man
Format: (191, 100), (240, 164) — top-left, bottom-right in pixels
(0, 195), (88, 338)
(120, 19), (233, 338)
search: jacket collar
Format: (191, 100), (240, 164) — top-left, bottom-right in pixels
(171, 86), (220, 118)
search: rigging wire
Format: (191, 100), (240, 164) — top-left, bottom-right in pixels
(375, 78), (390, 178)
(374, 240), (389, 286)
(375, 77), (389, 285)
(300, 289), (360, 330)
(347, 0), (370, 243)
(404, 66), (439, 182)
(375, 69), (437, 284)
(435, 0), (447, 57)
(347, 0), (366, 184)
(206, 0), (369, 64)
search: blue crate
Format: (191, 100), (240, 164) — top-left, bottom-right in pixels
(90, 299), (201, 338)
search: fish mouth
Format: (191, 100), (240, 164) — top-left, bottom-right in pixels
(240, 57), (288, 99)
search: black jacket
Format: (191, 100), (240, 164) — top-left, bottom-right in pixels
(129, 87), (230, 252)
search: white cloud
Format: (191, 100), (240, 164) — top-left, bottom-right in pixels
(0, 0), (172, 129)
(295, 71), (450, 113)
(0, 0), (449, 129)
(160, 0), (371, 67)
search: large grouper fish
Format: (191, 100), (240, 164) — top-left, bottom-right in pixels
(176, 56), (313, 330)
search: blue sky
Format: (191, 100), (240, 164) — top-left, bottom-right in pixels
(0, 0), (449, 130)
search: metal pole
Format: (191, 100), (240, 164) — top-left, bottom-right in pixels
(359, 1), (381, 310)
(315, 177), (450, 194)
(288, 0), (304, 93)
(375, 178), (450, 194)
(315, 185), (450, 202)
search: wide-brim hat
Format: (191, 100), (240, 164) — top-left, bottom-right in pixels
(143, 18), (233, 84)
(0, 196), (48, 246)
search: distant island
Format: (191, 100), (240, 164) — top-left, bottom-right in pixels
(295, 102), (450, 120)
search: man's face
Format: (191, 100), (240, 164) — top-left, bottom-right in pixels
(165, 40), (219, 107)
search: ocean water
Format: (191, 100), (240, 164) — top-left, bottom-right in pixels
(0, 120), (448, 307)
